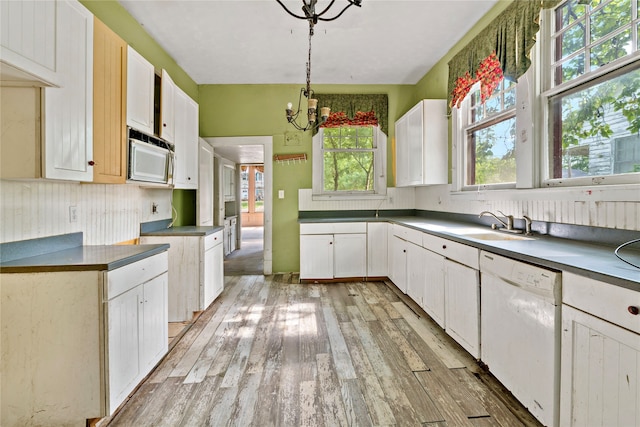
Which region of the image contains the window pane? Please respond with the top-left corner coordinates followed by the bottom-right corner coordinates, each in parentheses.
top-left (558, 23), bottom-right (586, 60)
top-left (551, 65), bottom-right (640, 178)
top-left (556, 0), bottom-right (586, 30)
top-left (590, 0), bottom-right (631, 43)
top-left (504, 88), bottom-right (516, 110)
top-left (590, 29), bottom-right (632, 69)
top-left (554, 54), bottom-right (585, 84)
top-left (323, 151), bottom-right (374, 191)
top-left (468, 117), bottom-right (516, 185)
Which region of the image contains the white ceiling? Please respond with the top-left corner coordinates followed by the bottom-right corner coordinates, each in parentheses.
top-left (118, 0), bottom-right (499, 86)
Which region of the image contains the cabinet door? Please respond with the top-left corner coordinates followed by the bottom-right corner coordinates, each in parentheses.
top-left (141, 273), bottom-right (168, 372)
top-left (203, 246), bottom-right (216, 310)
top-left (395, 114), bottom-right (409, 187)
top-left (561, 305), bottom-right (640, 427)
top-left (422, 100), bottom-right (448, 185)
top-left (197, 139), bottom-right (214, 226)
top-left (444, 259), bottom-right (480, 358)
top-left (407, 243), bottom-right (426, 307)
top-left (223, 165), bottom-right (236, 201)
top-left (367, 222), bottom-right (388, 277)
top-left (230, 218), bottom-right (237, 252)
top-left (300, 234), bottom-right (333, 280)
top-left (160, 69), bottom-right (176, 143)
top-left (212, 242), bottom-right (225, 299)
top-left (334, 233), bottom-right (367, 278)
top-left (107, 285), bottom-right (143, 414)
top-left (175, 92), bottom-right (198, 189)
top-left (43, 0), bottom-right (93, 181)
top-left (0, 0), bottom-right (59, 86)
top-left (126, 46), bottom-right (154, 135)
top-left (93, 17), bottom-right (127, 184)
top-left (406, 102), bottom-right (424, 185)
top-left (422, 249), bottom-right (445, 328)
top-left (389, 235), bottom-right (408, 293)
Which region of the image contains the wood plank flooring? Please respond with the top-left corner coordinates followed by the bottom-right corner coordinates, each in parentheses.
top-left (105, 275), bottom-right (543, 427)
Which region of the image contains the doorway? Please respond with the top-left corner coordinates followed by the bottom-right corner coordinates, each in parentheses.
top-left (206, 136), bottom-right (273, 275)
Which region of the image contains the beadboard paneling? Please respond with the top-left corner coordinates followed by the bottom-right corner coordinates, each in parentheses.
top-left (298, 187), bottom-right (415, 212)
top-left (414, 185), bottom-right (640, 231)
top-left (0, 180), bottom-right (172, 244)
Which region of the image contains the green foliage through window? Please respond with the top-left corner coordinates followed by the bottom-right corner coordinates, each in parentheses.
top-left (322, 127), bottom-right (376, 192)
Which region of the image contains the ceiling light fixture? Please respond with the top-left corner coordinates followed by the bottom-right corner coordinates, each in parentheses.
top-left (277, 0), bottom-right (362, 131)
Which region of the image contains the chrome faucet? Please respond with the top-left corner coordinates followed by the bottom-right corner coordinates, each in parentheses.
top-left (522, 215), bottom-right (533, 235)
top-left (479, 210), bottom-right (520, 233)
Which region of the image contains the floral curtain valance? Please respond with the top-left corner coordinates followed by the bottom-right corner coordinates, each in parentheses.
top-left (313, 94), bottom-right (388, 135)
top-left (448, 0), bottom-right (561, 108)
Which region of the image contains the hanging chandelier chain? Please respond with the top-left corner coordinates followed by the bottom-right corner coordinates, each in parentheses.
top-left (305, 23), bottom-right (313, 98)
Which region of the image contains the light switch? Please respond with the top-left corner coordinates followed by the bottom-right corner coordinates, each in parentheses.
top-left (278, 190), bottom-right (285, 199)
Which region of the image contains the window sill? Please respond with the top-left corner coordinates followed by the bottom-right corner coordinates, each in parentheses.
top-left (449, 183), bottom-right (640, 202)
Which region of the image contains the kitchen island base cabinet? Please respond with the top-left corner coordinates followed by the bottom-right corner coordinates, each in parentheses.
top-left (1, 251), bottom-right (169, 426)
top-left (140, 230), bottom-right (224, 322)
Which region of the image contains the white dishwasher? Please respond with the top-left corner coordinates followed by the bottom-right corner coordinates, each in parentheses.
top-left (480, 251), bottom-right (562, 427)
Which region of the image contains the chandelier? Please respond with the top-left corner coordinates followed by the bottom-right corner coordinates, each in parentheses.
top-left (277, 0), bottom-right (362, 131)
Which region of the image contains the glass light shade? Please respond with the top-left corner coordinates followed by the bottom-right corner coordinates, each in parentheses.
top-left (308, 98), bottom-right (318, 110)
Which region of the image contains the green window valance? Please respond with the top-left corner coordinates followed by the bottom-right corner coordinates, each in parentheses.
top-left (447, 0), bottom-right (561, 108)
top-left (313, 94), bottom-right (389, 135)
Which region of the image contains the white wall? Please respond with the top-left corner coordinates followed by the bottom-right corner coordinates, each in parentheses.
top-left (0, 180), bottom-right (173, 245)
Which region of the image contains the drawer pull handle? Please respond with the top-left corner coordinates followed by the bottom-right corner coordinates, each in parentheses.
top-left (628, 306), bottom-right (639, 315)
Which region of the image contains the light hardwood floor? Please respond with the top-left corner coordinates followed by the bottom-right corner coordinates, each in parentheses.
top-left (106, 274), bottom-right (542, 427)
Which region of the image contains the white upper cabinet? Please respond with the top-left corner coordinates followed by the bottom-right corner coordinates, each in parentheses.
top-left (0, 0), bottom-right (60, 86)
top-left (126, 46), bottom-right (154, 135)
top-left (160, 69), bottom-right (176, 143)
top-left (395, 99), bottom-right (448, 187)
top-left (43, 0), bottom-right (94, 181)
top-left (174, 89), bottom-right (199, 189)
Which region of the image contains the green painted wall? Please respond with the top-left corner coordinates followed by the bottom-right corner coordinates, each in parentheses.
top-left (81, 0), bottom-right (514, 272)
top-left (199, 84), bottom-right (414, 272)
top-left (80, 0), bottom-right (197, 100)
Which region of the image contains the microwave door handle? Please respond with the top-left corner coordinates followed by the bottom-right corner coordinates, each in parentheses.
top-left (168, 152), bottom-right (175, 184)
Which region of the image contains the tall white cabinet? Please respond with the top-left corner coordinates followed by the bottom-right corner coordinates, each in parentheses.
top-left (395, 99), bottom-right (447, 187)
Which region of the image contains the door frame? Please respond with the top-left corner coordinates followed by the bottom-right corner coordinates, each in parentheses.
top-left (206, 136), bottom-right (273, 275)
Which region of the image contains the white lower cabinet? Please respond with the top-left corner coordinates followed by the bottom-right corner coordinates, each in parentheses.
top-left (444, 259), bottom-right (480, 358)
top-left (367, 222), bottom-right (388, 277)
top-left (421, 248), bottom-right (446, 328)
top-left (1, 251), bottom-right (169, 426)
top-left (299, 222), bottom-right (366, 280)
top-left (560, 272), bottom-right (640, 427)
top-left (389, 234), bottom-right (408, 293)
top-left (140, 230), bottom-right (224, 322)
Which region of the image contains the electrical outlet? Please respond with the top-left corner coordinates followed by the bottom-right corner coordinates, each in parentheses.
top-left (69, 206), bottom-right (78, 223)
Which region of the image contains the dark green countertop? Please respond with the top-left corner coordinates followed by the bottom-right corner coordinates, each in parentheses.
top-left (299, 214), bottom-right (640, 290)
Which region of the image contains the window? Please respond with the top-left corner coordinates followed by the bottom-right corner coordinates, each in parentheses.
top-left (458, 78), bottom-right (517, 188)
top-left (312, 126), bottom-right (387, 197)
top-left (547, 0), bottom-right (640, 183)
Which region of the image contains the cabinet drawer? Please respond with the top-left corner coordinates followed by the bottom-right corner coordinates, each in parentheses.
top-left (391, 224), bottom-right (422, 245)
top-left (422, 233), bottom-right (479, 269)
top-left (204, 230), bottom-right (224, 251)
top-left (300, 222), bottom-right (366, 235)
top-left (106, 251), bottom-right (168, 300)
top-left (563, 272), bottom-right (640, 333)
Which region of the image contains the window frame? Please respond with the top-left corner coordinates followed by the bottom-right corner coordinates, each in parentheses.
top-left (312, 126), bottom-right (387, 199)
top-left (539, 0), bottom-right (640, 188)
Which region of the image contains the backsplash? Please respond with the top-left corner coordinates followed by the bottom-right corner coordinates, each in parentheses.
top-left (415, 184), bottom-right (640, 231)
top-left (298, 187), bottom-right (415, 211)
top-left (298, 185), bottom-right (639, 231)
top-left (0, 180), bottom-right (173, 245)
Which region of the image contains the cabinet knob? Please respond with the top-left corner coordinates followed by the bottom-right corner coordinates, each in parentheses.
top-left (442, 245), bottom-right (447, 249)
top-left (163, 123), bottom-right (167, 127)
top-left (329, 242), bottom-right (333, 245)
top-left (403, 249), bottom-right (406, 253)
top-left (88, 160), bottom-right (95, 166)
top-left (628, 306), bottom-right (639, 315)
top-left (188, 177), bottom-right (191, 180)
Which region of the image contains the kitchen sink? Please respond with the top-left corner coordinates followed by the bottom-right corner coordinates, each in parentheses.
top-left (462, 232), bottom-right (535, 241)
top-left (449, 227), bottom-right (535, 241)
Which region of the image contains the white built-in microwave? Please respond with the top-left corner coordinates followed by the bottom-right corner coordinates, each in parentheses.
top-left (127, 128), bottom-right (174, 184)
